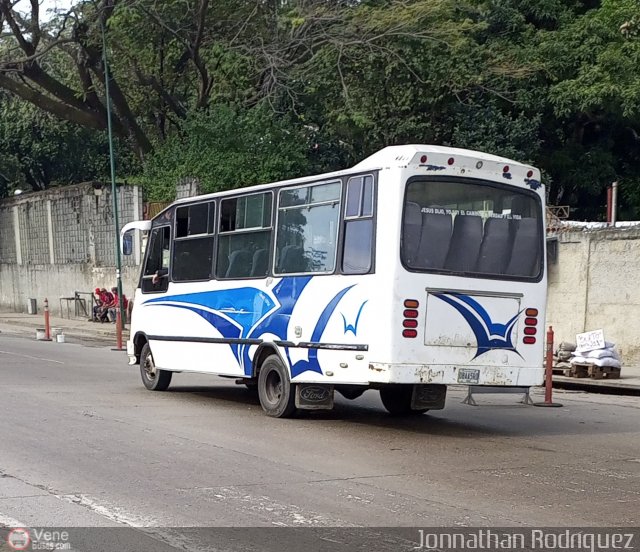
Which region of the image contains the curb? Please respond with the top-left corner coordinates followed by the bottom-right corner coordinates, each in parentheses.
top-left (553, 377), bottom-right (640, 396)
top-left (0, 319), bottom-right (129, 346)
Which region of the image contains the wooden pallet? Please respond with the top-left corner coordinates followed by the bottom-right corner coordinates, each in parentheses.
top-left (567, 363), bottom-right (621, 380)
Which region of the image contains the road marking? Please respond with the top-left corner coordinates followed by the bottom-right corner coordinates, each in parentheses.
top-left (204, 486), bottom-right (352, 527)
top-left (58, 494), bottom-right (157, 527)
top-left (57, 495), bottom-right (234, 552)
top-left (0, 511), bottom-right (27, 527)
top-left (0, 350), bottom-right (64, 364)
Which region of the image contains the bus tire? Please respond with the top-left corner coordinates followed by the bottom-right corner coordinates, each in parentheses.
top-left (257, 355), bottom-right (296, 418)
top-left (380, 386), bottom-right (428, 416)
top-left (140, 343), bottom-right (172, 391)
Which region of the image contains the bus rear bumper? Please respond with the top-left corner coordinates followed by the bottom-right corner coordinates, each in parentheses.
top-left (367, 363), bottom-right (544, 387)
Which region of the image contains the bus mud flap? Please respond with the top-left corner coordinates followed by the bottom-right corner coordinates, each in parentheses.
top-left (295, 384), bottom-right (334, 410)
top-left (412, 384), bottom-right (446, 410)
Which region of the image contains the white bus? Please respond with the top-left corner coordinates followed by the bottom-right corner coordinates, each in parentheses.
top-left (121, 145), bottom-right (546, 417)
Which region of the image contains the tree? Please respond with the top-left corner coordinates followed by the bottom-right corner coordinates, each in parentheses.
top-left (0, 92), bottom-right (138, 194)
top-left (139, 105), bottom-right (313, 201)
top-left (0, 0), bottom-right (154, 157)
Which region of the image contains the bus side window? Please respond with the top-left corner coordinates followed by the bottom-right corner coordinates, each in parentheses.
top-left (217, 193), bottom-right (272, 279)
top-left (342, 175), bottom-right (374, 274)
top-left (275, 181), bottom-right (342, 275)
top-left (142, 226), bottom-right (171, 293)
top-left (172, 201), bottom-right (215, 282)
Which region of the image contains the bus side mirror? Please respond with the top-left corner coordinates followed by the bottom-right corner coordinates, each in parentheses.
top-left (122, 232), bottom-right (133, 256)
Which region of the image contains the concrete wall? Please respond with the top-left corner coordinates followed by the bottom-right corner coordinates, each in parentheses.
top-left (0, 183), bottom-right (143, 313)
top-left (547, 225), bottom-right (640, 366)
top-left (0, 263), bottom-right (141, 315)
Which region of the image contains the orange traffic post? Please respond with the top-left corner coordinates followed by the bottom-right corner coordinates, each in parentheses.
top-left (545, 326), bottom-right (554, 402)
top-left (534, 325), bottom-right (563, 407)
top-left (43, 298), bottom-right (51, 341)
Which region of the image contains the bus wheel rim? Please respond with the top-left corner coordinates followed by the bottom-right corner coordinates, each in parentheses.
top-left (265, 370), bottom-right (282, 405)
top-left (144, 355), bottom-right (156, 380)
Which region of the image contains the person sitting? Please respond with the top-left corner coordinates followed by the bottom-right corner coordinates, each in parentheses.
top-left (108, 287), bottom-right (129, 323)
top-left (92, 288), bottom-right (103, 321)
top-left (96, 288), bottom-right (113, 323)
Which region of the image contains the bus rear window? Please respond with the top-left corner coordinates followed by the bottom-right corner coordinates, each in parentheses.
top-left (402, 179), bottom-right (543, 279)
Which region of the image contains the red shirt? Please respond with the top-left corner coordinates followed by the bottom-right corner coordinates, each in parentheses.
top-left (112, 293), bottom-right (129, 309)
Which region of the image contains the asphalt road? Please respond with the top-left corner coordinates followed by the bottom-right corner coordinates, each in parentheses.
top-left (1, 331), bottom-right (639, 550)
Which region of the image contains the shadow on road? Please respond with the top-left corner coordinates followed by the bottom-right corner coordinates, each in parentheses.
top-left (156, 384), bottom-right (636, 440)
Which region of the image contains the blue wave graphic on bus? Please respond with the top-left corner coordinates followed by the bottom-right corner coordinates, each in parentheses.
top-left (341, 300), bottom-right (368, 336)
top-left (143, 277), bottom-right (356, 376)
top-left (431, 292), bottom-right (520, 358)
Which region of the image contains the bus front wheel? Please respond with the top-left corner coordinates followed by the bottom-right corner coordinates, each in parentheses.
top-left (140, 343), bottom-right (172, 391)
top-left (257, 355), bottom-right (296, 418)
top-left (380, 385), bottom-right (428, 416)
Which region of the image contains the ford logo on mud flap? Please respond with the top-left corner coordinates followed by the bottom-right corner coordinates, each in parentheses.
top-left (300, 386), bottom-right (329, 402)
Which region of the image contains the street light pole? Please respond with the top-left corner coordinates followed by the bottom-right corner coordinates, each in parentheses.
top-left (101, 20), bottom-right (125, 330)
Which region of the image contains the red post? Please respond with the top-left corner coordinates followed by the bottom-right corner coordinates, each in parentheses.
top-left (115, 307), bottom-right (123, 350)
top-left (545, 326), bottom-right (554, 403)
top-left (535, 325), bottom-right (562, 407)
top-left (44, 298), bottom-right (51, 341)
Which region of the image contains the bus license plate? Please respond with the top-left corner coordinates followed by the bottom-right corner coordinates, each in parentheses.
top-left (458, 368), bottom-right (480, 384)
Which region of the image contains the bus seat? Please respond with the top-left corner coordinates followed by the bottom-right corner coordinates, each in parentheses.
top-left (444, 215), bottom-right (482, 272)
top-left (414, 211), bottom-right (452, 269)
top-left (505, 218), bottom-right (540, 277)
top-left (251, 248), bottom-right (269, 277)
top-left (225, 249), bottom-right (252, 278)
top-left (278, 245), bottom-right (307, 274)
top-left (402, 202), bottom-right (422, 265)
top-left (476, 217), bottom-right (511, 274)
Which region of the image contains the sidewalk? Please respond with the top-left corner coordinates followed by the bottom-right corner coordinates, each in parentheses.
top-left (553, 367), bottom-right (640, 394)
top-left (1, 310), bottom-right (638, 393)
top-left (0, 311), bottom-right (128, 347)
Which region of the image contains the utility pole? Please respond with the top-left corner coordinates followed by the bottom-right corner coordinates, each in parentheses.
top-left (101, 20), bottom-right (125, 331)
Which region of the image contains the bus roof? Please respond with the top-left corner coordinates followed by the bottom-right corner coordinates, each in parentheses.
top-left (353, 144), bottom-right (531, 170)
top-left (160, 144), bottom-right (536, 214)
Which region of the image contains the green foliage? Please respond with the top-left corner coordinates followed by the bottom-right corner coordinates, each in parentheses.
top-left (139, 105), bottom-right (313, 201)
top-left (2, 0), bottom-right (640, 219)
top-left (451, 102), bottom-right (542, 164)
top-left (0, 96), bottom-right (139, 196)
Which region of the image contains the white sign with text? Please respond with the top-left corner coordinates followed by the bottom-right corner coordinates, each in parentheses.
top-left (575, 329), bottom-right (605, 352)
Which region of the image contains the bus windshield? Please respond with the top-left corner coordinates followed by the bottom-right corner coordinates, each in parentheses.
top-left (402, 178), bottom-right (543, 279)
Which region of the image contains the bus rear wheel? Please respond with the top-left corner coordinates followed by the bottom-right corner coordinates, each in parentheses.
top-left (380, 385), bottom-right (428, 416)
top-left (140, 343), bottom-right (172, 391)
top-left (257, 355), bottom-right (296, 418)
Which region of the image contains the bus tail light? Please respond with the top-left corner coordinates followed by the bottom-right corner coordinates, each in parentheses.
top-left (402, 299), bottom-right (420, 338)
top-left (523, 308), bottom-right (538, 344)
